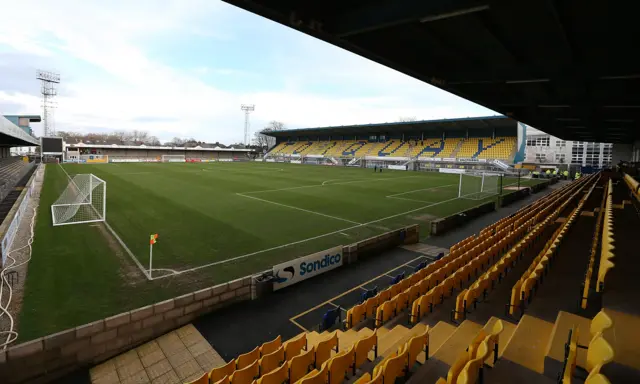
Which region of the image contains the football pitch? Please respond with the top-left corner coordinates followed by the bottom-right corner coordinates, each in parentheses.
top-left (18, 162), bottom-right (540, 340)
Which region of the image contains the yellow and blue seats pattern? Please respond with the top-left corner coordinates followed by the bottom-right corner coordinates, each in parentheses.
top-left (269, 137), bottom-right (515, 160)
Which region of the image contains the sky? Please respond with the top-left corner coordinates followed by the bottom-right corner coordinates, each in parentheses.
top-left (0, 0), bottom-right (500, 144)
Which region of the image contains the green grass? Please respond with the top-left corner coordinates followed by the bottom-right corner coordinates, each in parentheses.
top-left (18, 162), bottom-right (541, 340)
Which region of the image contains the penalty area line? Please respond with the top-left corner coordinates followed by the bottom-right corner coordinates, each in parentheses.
top-left (149, 193), bottom-right (469, 280)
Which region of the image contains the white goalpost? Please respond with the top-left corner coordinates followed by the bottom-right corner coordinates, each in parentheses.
top-left (161, 155), bottom-right (186, 163)
top-left (51, 174), bottom-right (106, 226)
top-left (458, 172), bottom-right (501, 200)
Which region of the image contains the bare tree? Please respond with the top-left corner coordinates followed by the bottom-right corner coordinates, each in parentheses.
top-left (147, 136), bottom-right (161, 146)
top-left (169, 137), bottom-right (186, 146)
top-left (398, 116), bottom-right (418, 122)
top-left (253, 120), bottom-right (285, 150)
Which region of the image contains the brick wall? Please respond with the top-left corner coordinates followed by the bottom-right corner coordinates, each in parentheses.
top-left (0, 276), bottom-right (253, 383)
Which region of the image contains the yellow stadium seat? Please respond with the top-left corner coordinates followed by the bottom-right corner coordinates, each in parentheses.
top-left (316, 332), bottom-right (339, 368)
top-left (375, 299), bottom-right (396, 327)
top-left (353, 372), bottom-right (370, 384)
top-left (212, 376), bottom-right (230, 384)
top-left (446, 353), bottom-right (469, 384)
top-left (257, 362), bottom-right (288, 384)
top-left (346, 302), bottom-right (366, 329)
top-left (284, 333), bottom-right (307, 360)
top-left (328, 346), bottom-right (355, 384)
top-left (485, 319), bottom-right (504, 364)
top-left (289, 347), bottom-right (315, 384)
top-left (230, 359), bottom-right (259, 384)
top-left (210, 360), bottom-right (236, 383)
top-left (585, 373), bottom-right (612, 384)
top-left (382, 348), bottom-right (408, 384)
top-left (185, 371), bottom-right (209, 384)
top-left (395, 291), bottom-right (409, 312)
top-left (363, 297), bottom-right (378, 320)
top-left (377, 288), bottom-right (391, 304)
top-left (296, 364), bottom-right (327, 384)
top-left (457, 340), bottom-right (490, 384)
top-left (354, 330), bottom-right (377, 370)
top-left (236, 346), bottom-right (260, 369)
top-left (586, 333), bottom-right (614, 372)
top-left (260, 346), bottom-right (285, 375)
top-left (261, 335), bottom-right (282, 356)
top-left (406, 285), bottom-right (421, 305)
top-left (406, 326), bottom-right (429, 368)
top-left (590, 311), bottom-right (613, 340)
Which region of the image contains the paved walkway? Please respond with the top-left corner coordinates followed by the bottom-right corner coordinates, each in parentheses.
top-left (89, 325), bottom-right (224, 384)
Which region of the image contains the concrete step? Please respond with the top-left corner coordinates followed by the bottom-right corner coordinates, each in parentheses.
top-left (502, 315), bottom-right (554, 374)
top-left (378, 325), bottom-right (411, 356)
top-left (544, 311), bottom-right (592, 379)
top-left (483, 317), bottom-right (517, 367)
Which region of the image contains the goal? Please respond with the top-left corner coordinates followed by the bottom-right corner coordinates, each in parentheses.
top-left (51, 174), bottom-right (106, 226)
top-left (161, 155), bottom-right (186, 163)
top-left (458, 172), bottom-right (501, 200)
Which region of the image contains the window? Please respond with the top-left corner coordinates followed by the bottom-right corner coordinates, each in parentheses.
top-left (535, 153), bottom-right (547, 162)
top-left (555, 153), bottom-right (566, 162)
top-left (555, 140), bottom-right (566, 147)
top-left (526, 137), bottom-right (550, 147)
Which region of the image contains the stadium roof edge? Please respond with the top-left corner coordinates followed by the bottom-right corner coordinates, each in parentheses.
top-left (265, 115), bottom-right (515, 137)
top-left (64, 143), bottom-right (255, 152)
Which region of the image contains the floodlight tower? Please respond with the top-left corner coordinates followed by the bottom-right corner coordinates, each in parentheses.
top-left (36, 70), bottom-right (61, 137)
top-left (241, 104), bottom-right (255, 146)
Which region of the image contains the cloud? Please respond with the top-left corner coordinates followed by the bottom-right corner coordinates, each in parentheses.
top-left (0, 0), bottom-right (498, 143)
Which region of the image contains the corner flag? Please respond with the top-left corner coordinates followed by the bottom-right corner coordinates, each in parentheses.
top-left (150, 233), bottom-right (158, 245)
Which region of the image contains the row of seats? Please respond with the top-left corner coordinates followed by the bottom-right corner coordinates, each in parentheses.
top-left (358, 327), bottom-right (430, 384)
top-left (509, 176), bottom-right (597, 316)
top-left (295, 331), bottom-right (378, 384)
top-left (268, 137), bottom-right (516, 160)
top-left (561, 311), bottom-right (615, 384)
top-left (596, 179), bottom-right (615, 293)
top-left (453, 219), bottom-right (549, 321)
top-left (456, 137), bottom-right (515, 160)
top-left (436, 319), bottom-right (505, 384)
top-left (622, 173), bottom-right (640, 201)
top-left (581, 181), bottom-right (608, 309)
top-left (185, 328), bottom-right (381, 384)
top-left (410, 224), bottom-right (525, 324)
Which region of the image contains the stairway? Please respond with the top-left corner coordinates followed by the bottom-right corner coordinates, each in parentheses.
top-left (449, 139), bottom-right (465, 158)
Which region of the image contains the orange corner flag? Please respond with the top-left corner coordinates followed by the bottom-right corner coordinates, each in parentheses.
top-left (150, 234), bottom-right (158, 245)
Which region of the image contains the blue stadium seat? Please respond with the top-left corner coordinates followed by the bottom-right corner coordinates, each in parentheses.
top-left (320, 307), bottom-right (341, 331)
top-left (360, 286), bottom-right (378, 303)
top-left (390, 272), bottom-right (405, 285)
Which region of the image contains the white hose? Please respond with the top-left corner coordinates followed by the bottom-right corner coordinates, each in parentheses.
top-left (0, 195), bottom-right (39, 349)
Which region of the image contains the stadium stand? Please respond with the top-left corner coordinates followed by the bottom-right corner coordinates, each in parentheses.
top-left (176, 172), bottom-right (640, 384)
top-left (267, 137), bottom-right (515, 161)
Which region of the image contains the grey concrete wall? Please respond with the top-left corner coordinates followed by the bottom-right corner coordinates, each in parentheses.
top-left (0, 277), bottom-right (252, 383)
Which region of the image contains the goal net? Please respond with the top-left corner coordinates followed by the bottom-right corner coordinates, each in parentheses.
top-left (161, 155), bottom-right (186, 163)
top-left (458, 172), bottom-right (501, 200)
top-left (51, 174), bottom-right (106, 226)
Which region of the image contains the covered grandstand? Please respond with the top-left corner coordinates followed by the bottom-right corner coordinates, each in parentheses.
top-left (264, 116), bottom-right (526, 172)
top-left (64, 142), bottom-right (256, 163)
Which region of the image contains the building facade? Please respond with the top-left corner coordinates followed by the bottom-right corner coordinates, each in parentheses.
top-left (524, 132), bottom-right (613, 168)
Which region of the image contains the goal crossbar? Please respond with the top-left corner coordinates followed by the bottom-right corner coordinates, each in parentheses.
top-left (51, 173), bottom-right (107, 226)
top-left (458, 172), bottom-right (502, 200)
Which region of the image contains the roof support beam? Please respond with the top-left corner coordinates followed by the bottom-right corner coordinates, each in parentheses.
top-left (328, 0), bottom-right (489, 37)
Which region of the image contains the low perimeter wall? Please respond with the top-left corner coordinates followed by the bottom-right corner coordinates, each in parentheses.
top-left (0, 225), bottom-right (419, 383)
top-left (0, 278), bottom-right (253, 383)
top-left (430, 202), bottom-right (496, 236)
top-left (431, 178), bottom-right (557, 235)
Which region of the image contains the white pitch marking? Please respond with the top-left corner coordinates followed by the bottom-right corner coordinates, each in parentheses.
top-left (237, 193), bottom-right (362, 225)
top-left (149, 192), bottom-right (472, 280)
top-left (239, 175), bottom-right (423, 195)
top-left (387, 196), bottom-right (434, 204)
top-left (339, 232), bottom-right (351, 237)
top-left (386, 183), bottom-right (457, 198)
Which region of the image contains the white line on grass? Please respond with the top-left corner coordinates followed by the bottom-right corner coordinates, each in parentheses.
top-left (237, 193), bottom-right (362, 225)
top-left (386, 183), bottom-right (457, 198)
top-left (57, 164), bottom-right (154, 280)
top-left (149, 192), bottom-right (471, 280)
top-left (238, 175), bottom-right (423, 195)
